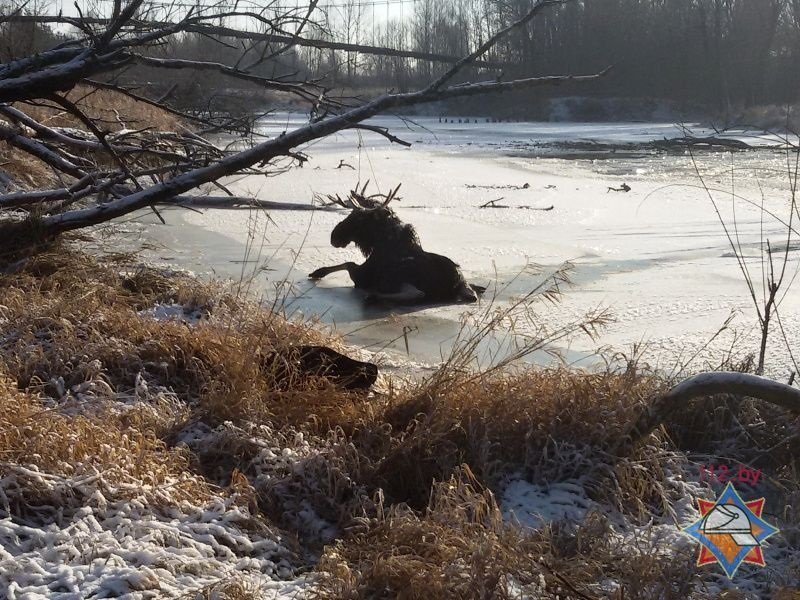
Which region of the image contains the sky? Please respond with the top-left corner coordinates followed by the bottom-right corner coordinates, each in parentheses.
top-left (47, 0), bottom-right (413, 23)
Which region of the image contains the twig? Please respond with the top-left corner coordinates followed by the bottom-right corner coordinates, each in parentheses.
top-left (479, 198), bottom-right (507, 208)
top-left (336, 159), bottom-right (355, 170)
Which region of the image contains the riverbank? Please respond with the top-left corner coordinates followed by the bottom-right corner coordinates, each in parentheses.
top-left (0, 244), bottom-right (797, 598)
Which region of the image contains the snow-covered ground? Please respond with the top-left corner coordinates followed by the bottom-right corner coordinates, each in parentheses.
top-left (498, 472), bottom-right (798, 597)
top-left (138, 114), bottom-right (800, 376)
top-left (0, 488), bottom-right (310, 599)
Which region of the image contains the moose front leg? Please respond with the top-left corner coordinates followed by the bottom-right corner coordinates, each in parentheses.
top-left (308, 262), bottom-right (358, 281)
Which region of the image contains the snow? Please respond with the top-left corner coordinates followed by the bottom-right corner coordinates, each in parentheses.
top-left (176, 421), bottom-right (340, 546)
top-left (498, 468), bottom-right (798, 597)
top-left (138, 302), bottom-right (205, 324)
top-left (0, 482), bottom-right (310, 599)
top-left (0, 404), bottom-right (321, 597)
top-left (9, 115), bottom-right (800, 598)
top-left (501, 479), bottom-right (595, 528)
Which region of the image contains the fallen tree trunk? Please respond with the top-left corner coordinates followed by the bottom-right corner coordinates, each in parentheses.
top-left (625, 371), bottom-right (800, 449)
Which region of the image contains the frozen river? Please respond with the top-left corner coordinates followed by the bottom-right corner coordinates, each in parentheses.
top-left (133, 115), bottom-right (800, 377)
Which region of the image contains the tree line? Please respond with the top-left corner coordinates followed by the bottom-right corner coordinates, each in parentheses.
top-left (4, 0), bottom-right (799, 119)
top-left (305, 0), bottom-right (800, 119)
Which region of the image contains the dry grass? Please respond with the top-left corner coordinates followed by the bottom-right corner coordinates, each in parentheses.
top-left (0, 244), bottom-right (344, 425)
top-left (1, 245), bottom-right (798, 598)
top-left (189, 578), bottom-right (262, 600)
top-left (314, 468), bottom-right (702, 600)
top-left (0, 248), bottom-right (224, 514)
top-left (274, 362), bottom-right (666, 512)
top-left (0, 375), bottom-right (208, 511)
top-left (0, 84), bottom-right (185, 191)
top-left (315, 468), bottom-right (545, 600)
top-left (0, 245), bottom-right (372, 541)
top-left (0, 144), bottom-right (56, 189)
top-left (14, 85), bottom-right (184, 132)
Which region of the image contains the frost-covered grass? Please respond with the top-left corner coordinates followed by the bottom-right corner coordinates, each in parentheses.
top-left (0, 245), bottom-right (798, 598)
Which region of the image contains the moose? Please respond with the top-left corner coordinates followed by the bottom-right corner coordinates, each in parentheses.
top-left (309, 184), bottom-right (485, 305)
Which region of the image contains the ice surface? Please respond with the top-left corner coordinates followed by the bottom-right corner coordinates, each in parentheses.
top-left (136, 115), bottom-right (800, 375)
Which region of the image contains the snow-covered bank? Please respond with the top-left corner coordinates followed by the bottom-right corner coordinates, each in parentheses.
top-left (139, 116), bottom-right (800, 376)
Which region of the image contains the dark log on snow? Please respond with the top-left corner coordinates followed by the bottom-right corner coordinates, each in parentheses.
top-left (262, 345), bottom-right (378, 391)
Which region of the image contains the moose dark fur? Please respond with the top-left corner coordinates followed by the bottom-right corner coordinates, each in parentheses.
top-left (309, 204), bottom-right (483, 304)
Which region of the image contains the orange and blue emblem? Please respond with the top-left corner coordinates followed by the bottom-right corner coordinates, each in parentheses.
top-left (682, 482), bottom-right (779, 578)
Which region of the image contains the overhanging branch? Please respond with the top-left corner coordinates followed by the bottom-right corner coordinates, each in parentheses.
top-left (0, 0), bottom-right (605, 239)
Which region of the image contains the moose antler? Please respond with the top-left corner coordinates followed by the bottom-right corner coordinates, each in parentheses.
top-left (315, 181), bottom-right (403, 210)
top-left (381, 183), bottom-right (402, 207)
top-left (315, 190), bottom-right (362, 209)
top-left (350, 180), bottom-right (403, 209)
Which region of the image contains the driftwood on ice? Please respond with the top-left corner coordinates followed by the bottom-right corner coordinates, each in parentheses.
top-left (171, 196), bottom-right (342, 211)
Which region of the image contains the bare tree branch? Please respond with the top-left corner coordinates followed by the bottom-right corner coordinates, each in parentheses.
top-left (131, 54), bottom-right (327, 104)
top-left (7, 14), bottom-right (511, 69)
top-left (427, 0), bottom-right (569, 91)
top-left (0, 0), bottom-right (609, 243)
top-left (0, 122), bottom-right (87, 179)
